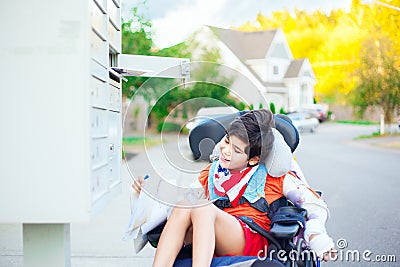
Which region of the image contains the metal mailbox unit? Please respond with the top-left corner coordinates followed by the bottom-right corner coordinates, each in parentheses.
top-left (0, 1), bottom-right (189, 266)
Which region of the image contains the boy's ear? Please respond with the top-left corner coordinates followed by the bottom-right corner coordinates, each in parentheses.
top-left (248, 156), bottom-right (260, 166)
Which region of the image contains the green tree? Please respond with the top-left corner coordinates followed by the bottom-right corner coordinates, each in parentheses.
top-left (122, 3), bottom-right (191, 100)
top-left (122, 2), bottom-right (243, 127)
top-left (121, 2), bottom-right (154, 99)
top-left (122, 7), bottom-right (153, 55)
top-left (149, 84), bottom-right (190, 120)
top-left (352, 34), bottom-right (400, 123)
top-left (150, 38), bottom-right (242, 121)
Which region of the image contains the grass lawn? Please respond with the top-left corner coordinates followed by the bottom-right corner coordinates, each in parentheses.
top-left (336, 120), bottom-right (379, 125)
top-left (122, 136), bottom-right (163, 155)
top-left (123, 136), bottom-right (161, 145)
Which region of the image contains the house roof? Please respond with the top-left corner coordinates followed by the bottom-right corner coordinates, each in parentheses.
top-left (209, 26), bottom-right (277, 61)
top-left (285, 59), bottom-right (305, 78)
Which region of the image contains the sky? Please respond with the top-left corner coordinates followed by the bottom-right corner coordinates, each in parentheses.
top-left (122, 0), bottom-right (353, 48)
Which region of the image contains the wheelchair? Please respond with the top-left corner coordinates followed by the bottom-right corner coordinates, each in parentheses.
top-left (145, 112), bottom-right (320, 267)
top-left (146, 204), bottom-right (319, 267)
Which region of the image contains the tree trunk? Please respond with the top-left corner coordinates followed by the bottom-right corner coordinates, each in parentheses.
top-left (384, 108), bottom-right (393, 125)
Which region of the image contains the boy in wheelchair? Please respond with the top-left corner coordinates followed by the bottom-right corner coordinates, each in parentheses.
top-left (133, 109), bottom-right (335, 267)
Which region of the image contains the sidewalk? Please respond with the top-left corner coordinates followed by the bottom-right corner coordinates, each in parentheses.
top-left (0, 135), bottom-right (206, 267)
top-left (354, 134), bottom-right (400, 152)
top-left (0, 164), bottom-right (155, 267)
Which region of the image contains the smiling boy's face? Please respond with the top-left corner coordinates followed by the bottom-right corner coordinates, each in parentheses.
top-left (219, 134), bottom-right (252, 172)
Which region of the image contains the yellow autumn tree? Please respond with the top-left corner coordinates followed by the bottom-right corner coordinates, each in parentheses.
top-left (237, 0), bottom-right (400, 107)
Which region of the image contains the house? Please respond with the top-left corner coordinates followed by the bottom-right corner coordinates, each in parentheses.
top-left (193, 26), bottom-right (316, 112)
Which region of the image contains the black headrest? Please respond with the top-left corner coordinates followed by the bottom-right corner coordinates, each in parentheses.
top-left (188, 111), bottom-right (300, 160)
top-left (189, 113), bottom-right (238, 160)
top-left (274, 114), bottom-right (299, 153)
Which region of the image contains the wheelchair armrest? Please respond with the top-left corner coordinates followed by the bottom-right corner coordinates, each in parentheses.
top-left (269, 206), bottom-right (306, 240)
top-left (269, 222), bottom-right (300, 239)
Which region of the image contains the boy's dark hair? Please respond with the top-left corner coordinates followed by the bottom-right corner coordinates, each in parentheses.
top-left (227, 109), bottom-right (274, 162)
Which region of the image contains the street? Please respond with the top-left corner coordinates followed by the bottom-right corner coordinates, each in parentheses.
top-left (294, 123), bottom-right (400, 266)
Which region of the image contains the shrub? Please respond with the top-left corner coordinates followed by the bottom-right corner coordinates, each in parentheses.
top-left (269, 102), bottom-right (276, 114)
top-left (157, 122), bottom-right (182, 133)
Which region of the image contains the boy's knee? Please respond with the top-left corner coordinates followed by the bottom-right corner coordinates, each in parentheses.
top-left (190, 203), bottom-right (216, 220)
top-left (170, 205), bottom-right (191, 219)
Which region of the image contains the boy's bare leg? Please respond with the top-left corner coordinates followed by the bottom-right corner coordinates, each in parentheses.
top-left (152, 202), bottom-right (246, 267)
top-left (191, 204), bottom-right (246, 267)
top-left (191, 205), bottom-right (215, 267)
top-left (152, 207), bottom-right (191, 267)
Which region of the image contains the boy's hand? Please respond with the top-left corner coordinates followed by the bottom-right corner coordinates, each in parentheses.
top-left (321, 248), bottom-right (336, 262)
top-left (309, 233), bottom-right (336, 262)
top-left (132, 175), bottom-right (145, 194)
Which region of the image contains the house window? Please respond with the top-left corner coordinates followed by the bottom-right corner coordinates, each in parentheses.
top-left (273, 66), bottom-right (279, 75)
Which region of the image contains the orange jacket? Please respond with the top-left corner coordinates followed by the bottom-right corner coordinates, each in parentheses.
top-left (198, 163), bottom-right (286, 232)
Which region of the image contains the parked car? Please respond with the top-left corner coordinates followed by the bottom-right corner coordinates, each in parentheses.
top-left (297, 104), bottom-right (329, 122)
top-left (287, 112), bottom-right (319, 133)
top-left (185, 106), bottom-right (239, 131)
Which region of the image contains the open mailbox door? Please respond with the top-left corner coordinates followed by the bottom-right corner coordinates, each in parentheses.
top-left (113, 54), bottom-right (190, 79)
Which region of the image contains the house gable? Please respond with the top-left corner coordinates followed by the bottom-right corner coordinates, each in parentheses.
top-left (284, 58), bottom-right (316, 111)
top-left (193, 26), bottom-right (269, 107)
top-left (265, 29), bottom-right (293, 61)
top-left (263, 29), bottom-right (294, 83)
top-left (200, 26), bottom-right (316, 112)
top-left (269, 43), bottom-right (289, 58)
top-left (210, 27), bottom-right (295, 83)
